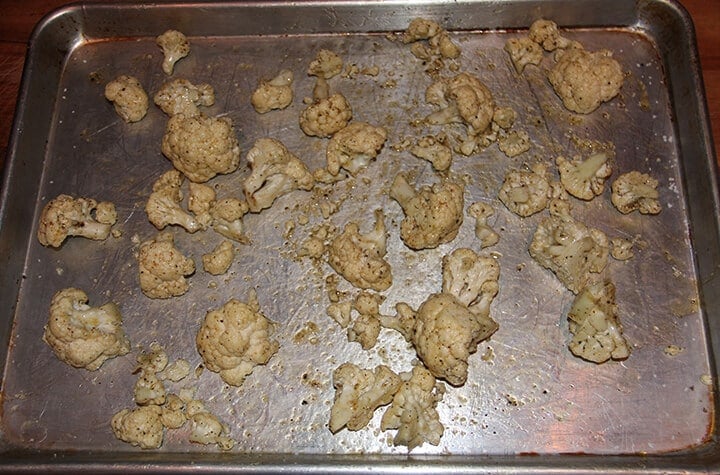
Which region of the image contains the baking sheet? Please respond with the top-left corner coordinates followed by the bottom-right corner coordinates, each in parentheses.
top-left (1, 0), bottom-right (718, 471)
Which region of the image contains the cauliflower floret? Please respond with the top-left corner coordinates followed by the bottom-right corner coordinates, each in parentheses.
top-left (327, 301), bottom-right (352, 328)
top-left (158, 359), bottom-right (192, 382)
top-left (498, 130), bottom-right (531, 157)
top-left (153, 78), bottom-right (215, 117)
top-left (428, 31), bottom-right (461, 59)
top-left (134, 371), bottom-right (167, 406)
top-left (251, 69), bottom-right (294, 114)
top-left (328, 209), bottom-right (392, 291)
top-left (156, 29), bottom-right (190, 75)
top-left (567, 280), bottom-right (630, 363)
top-left (161, 113), bottom-right (241, 183)
top-left (196, 292), bottom-right (279, 387)
top-left (243, 138), bottom-right (315, 212)
top-left (410, 134), bottom-right (452, 172)
top-left (209, 198), bottom-right (251, 243)
top-left (329, 363), bottom-right (402, 433)
top-left (380, 366), bottom-right (445, 450)
top-left (137, 231), bottom-right (196, 299)
top-left (37, 194), bottom-right (117, 248)
top-left (389, 174), bottom-right (464, 250)
top-left (426, 72), bottom-right (496, 138)
top-left (326, 122), bottom-right (388, 176)
top-left (548, 47), bottom-right (624, 114)
top-left (348, 313), bottom-right (381, 350)
top-left (308, 49), bottom-right (343, 79)
top-left (402, 18), bottom-right (442, 43)
top-left (185, 400), bottom-right (235, 450)
top-left (441, 248), bottom-right (500, 312)
top-left (111, 405), bottom-right (164, 449)
top-left (187, 182), bottom-right (216, 229)
top-left (202, 240), bottom-right (234, 275)
top-left (528, 19), bottom-right (575, 51)
top-left (145, 169), bottom-right (203, 233)
top-left (160, 393), bottom-right (187, 429)
top-left (504, 37), bottom-right (543, 74)
top-left (497, 164), bottom-right (551, 217)
top-left (299, 93), bottom-right (353, 138)
top-left (528, 199), bottom-right (609, 294)
top-left (611, 171), bottom-right (661, 215)
top-left (468, 202), bottom-right (500, 248)
top-left (556, 153), bottom-right (612, 200)
top-left (136, 341), bottom-right (169, 374)
top-left (104, 75), bottom-right (149, 123)
top-left (610, 237), bottom-right (634, 261)
top-left (43, 288), bottom-right (130, 370)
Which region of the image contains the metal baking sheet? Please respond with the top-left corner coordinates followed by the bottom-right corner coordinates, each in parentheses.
top-left (1, 0), bottom-right (718, 472)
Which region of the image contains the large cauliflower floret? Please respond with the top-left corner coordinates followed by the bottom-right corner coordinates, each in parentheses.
top-left (498, 163), bottom-right (552, 217)
top-left (328, 209), bottom-right (392, 291)
top-left (43, 288), bottom-right (131, 371)
top-left (380, 366), bottom-right (445, 450)
top-left (548, 47), bottom-right (624, 114)
top-left (329, 363), bottom-right (402, 433)
top-left (556, 153), bottom-right (612, 200)
top-left (37, 194), bottom-right (117, 248)
top-left (567, 280), bottom-right (630, 363)
top-left (251, 69), bottom-right (294, 114)
top-left (156, 29), bottom-right (190, 75)
top-left (111, 405), bottom-right (164, 450)
top-left (611, 171), bottom-right (662, 215)
top-left (161, 113), bottom-right (241, 183)
top-left (153, 78), bottom-right (215, 117)
top-left (299, 93), bottom-right (353, 138)
top-left (307, 49), bottom-right (343, 79)
top-left (196, 292), bottom-right (279, 387)
top-left (326, 122), bottom-right (388, 176)
top-left (504, 37), bottom-right (543, 74)
top-left (137, 231), bottom-right (196, 299)
top-left (243, 138), bottom-right (315, 212)
top-left (209, 197), bottom-right (251, 243)
top-left (104, 75), bottom-right (149, 123)
top-left (529, 199), bottom-right (609, 294)
top-left (389, 174), bottom-right (464, 250)
top-left (426, 72), bottom-right (496, 138)
top-left (145, 169), bottom-right (203, 233)
top-left (410, 134), bottom-right (452, 172)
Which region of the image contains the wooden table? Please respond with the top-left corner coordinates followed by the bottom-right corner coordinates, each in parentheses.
top-left (0, 0), bottom-right (718, 170)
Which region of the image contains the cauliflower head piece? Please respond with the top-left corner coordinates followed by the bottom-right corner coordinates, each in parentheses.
top-left (104, 75), bottom-right (149, 123)
top-left (611, 171), bottom-right (661, 215)
top-left (528, 19), bottom-right (576, 51)
top-left (308, 49), bottom-right (343, 79)
top-left (112, 405), bottom-right (164, 450)
top-left (37, 194), bottom-right (117, 248)
top-left (468, 202), bottom-right (500, 248)
top-left (409, 134), bottom-right (452, 172)
top-left (156, 29), bottom-right (190, 75)
top-left (145, 169), bottom-right (203, 233)
top-left (153, 78), bottom-right (215, 117)
top-left (326, 122), bottom-right (388, 176)
top-left (43, 288), bottom-right (131, 371)
top-left (209, 197), bottom-right (251, 243)
top-left (251, 69), bottom-right (294, 114)
top-left (426, 72), bottom-right (496, 137)
top-left (202, 240), bottom-right (235, 275)
top-left (504, 37), bottom-right (543, 74)
top-left (556, 152), bottom-right (612, 201)
top-left (137, 231), bottom-right (196, 299)
top-left (498, 164), bottom-right (551, 217)
top-left (299, 93), bottom-right (353, 138)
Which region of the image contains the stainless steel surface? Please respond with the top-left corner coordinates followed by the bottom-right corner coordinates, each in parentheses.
top-left (1, 0), bottom-right (718, 472)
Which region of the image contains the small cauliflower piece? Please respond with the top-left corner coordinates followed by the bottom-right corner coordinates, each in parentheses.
top-left (426, 72), bottom-right (496, 138)
top-left (548, 47), bottom-right (624, 114)
top-left (187, 182), bottom-right (216, 229)
top-left (556, 153), bottom-right (612, 200)
top-left (410, 135), bottom-right (452, 172)
top-left (104, 75), bottom-right (149, 123)
top-left (145, 169), bottom-right (203, 233)
top-left (498, 130), bottom-right (531, 157)
top-left (326, 122), bottom-right (388, 176)
top-left (348, 313), bottom-right (381, 350)
top-left (153, 78), bottom-right (215, 117)
top-left (186, 401), bottom-right (235, 450)
top-left (134, 371), bottom-right (167, 406)
top-left (497, 164), bottom-right (551, 217)
top-left (567, 280), bottom-right (630, 363)
top-left (308, 49), bottom-right (344, 79)
top-left (327, 301), bottom-right (353, 328)
top-left (202, 240), bottom-right (234, 275)
top-left (504, 37), bottom-right (543, 74)
top-left (112, 405), bottom-right (164, 449)
top-left (37, 195), bottom-right (117, 248)
top-left (380, 366), bottom-right (444, 450)
top-left (429, 31), bottom-right (461, 59)
top-left (137, 231), bottom-right (195, 299)
top-left (528, 19), bottom-right (575, 51)
top-left (159, 359), bottom-right (192, 382)
top-left (251, 69), bottom-right (294, 113)
top-left (196, 292), bottom-right (279, 387)
top-left (329, 363), bottom-right (402, 433)
top-left (468, 202), bottom-right (500, 248)
top-left (136, 342), bottom-right (169, 374)
top-left (328, 209), bottom-right (392, 291)
top-left (43, 288), bottom-right (130, 370)
top-left (160, 393), bottom-right (187, 429)
top-left (402, 18), bottom-right (442, 43)
top-left (611, 171), bottom-right (661, 215)
top-left (243, 138), bottom-right (315, 212)
top-left (610, 237), bottom-right (634, 261)
top-left (299, 93), bottom-right (353, 138)
top-left (156, 29), bottom-right (190, 75)
top-left (389, 174), bottom-right (464, 250)
top-left (209, 198), bottom-right (251, 243)
top-left (161, 113), bottom-right (241, 183)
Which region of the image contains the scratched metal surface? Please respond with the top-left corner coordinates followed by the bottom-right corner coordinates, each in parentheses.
top-left (0, 0), bottom-right (714, 467)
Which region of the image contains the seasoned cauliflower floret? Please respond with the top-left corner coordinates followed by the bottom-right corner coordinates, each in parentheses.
top-left (104, 75), bottom-right (149, 123)
top-left (611, 237), bottom-right (635, 261)
top-left (202, 240), bottom-right (235, 275)
top-left (160, 393), bottom-right (187, 429)
top-left (326, 122), bottom-right (388, 176)
top-left (43, 288), bottom-right (130, 371)
top-left (209, 197), bottom-right (251, 243)
top-left (504, 37), bottom-right (543, 74)
top-left (389, 174), bottom-right (464, 250)
top-left (498, 130), bottom-right (531, 157)
top-left (468, 202), bottom-right (500, 248)
top-left (187, 182), bottom-right (216, 229)
top-left (498, 164), bottom-right (551, 217)
top-left (161, 113), bottom-right (241, 183)
top-left (556, 153), bottom-right (612, 200)
top-left (186, 401), bottom-right (235, 450)
top-left (196, 291), bottom-right (279, 387)
top-left (137, 231), bottom-right (195, 299)
top-left (145, 169), bottom-right (203, 233)
top-left (37, 194), bottom-right (117, 248)
top-left (410, 134), bottom-right (452, 172)
top-left (548, 47), bottom-right (624, 114)
top-left (308, 49), bottom-right (344, 79)
top-left (348, 313), bottom-right (382, 350)
top-left (153, 78), bottom-right (215, 117)
top-left (528, 19), bottom-right (575, 51)
top-left (134, 371), bottom-right (167, 406)
top-left (567, 280), bottom-right (630, 363)
top-left (402, 18), bottom-right (442, 43)
top-left (299, 93), bottom-right (353, 138)
top-left (156, 29), bottom-right (190, 75)
top-left (111, 405), bottom-right (164, 449)
top-left (251, 69), bottom-right (294, 114)
top-left (329, 363), bottom-right (402, 433)
top-left (611, 171), bottom-right (661, 215)
top-left (243, 138), bottom-right (315, 212)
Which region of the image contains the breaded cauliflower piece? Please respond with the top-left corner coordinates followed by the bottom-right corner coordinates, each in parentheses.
top-left (202, 240), bottom-right (234, 275)
top-left (43, 288), bottom-right (130, 371)
top-left (156, 29), bottom-right (190, 75)
top-left (37, 194), bottom-right (117, 248)
top-left (529, 199), bottom-right (609, 294)
top-left (556, 153), bottom-right (612, 200)
top-left (153, 78), bottom-right (215, 117)
top-left (329, 363), bottom-right (402, 433)
top-left (410, 134), bottom-right (452, 172)
top-left (328, 209), bottom-right (392, 291)
top-left (528, 19), bottom-right (576, 51)
top-left (567, 280), bottom-right (630, 363)
top-left (161, 113), bottom-right (241, 183)
top-left (389, 173), bottom-right (464, 250)
top-left (380, 366), bottom-right (445, 450)
top-left (111, 405), bottom-right (164, 449)
top-left (308, 49), bottom-right (343, 79)
top-left (209, 198), bottom-right (251, 244)
top-left (251, 69), bottom-right (294, 114)
top-left (426, 72), bottom-right (496, 139)
top-left (504, 37), bottom-right (543, 74)
top-left (137, 231), bottom-right (196, 299)
top-left (243, 138), bottom-right (315, 212)
top-left (611, 171), bottom-right (662, 215)
top-left (196, 291), bottom-right (279, 387)
top-left (548, 47), bottom-right (624, 114)
top-left (497, 163), bottom-right (551, 217)
top-left (104, 75), bottom-right (149, 123)
top-left (145, 169), bottom-right (203, 233)
top-left (326, 122), bottom-right (388, 176)
top-left (299, 93), bottom-right (353, 138)
top-left (468, 202), bottom-right (500, 248)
